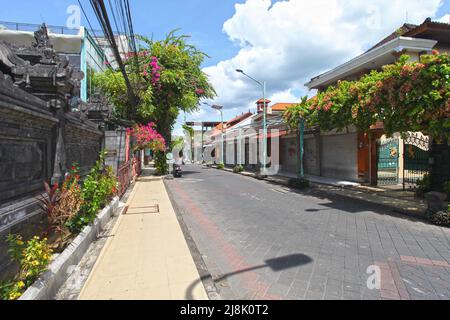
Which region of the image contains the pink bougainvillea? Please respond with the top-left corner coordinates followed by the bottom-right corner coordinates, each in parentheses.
top-left (127, 122), bottom-right (166, 152)
top-left (142, 56), bottom-right (162, 88)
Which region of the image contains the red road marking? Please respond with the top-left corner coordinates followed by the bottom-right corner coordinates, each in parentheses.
top-left (400, 255), bottom-right (450, 268)
top-left (171, 180), bottom-right (282, 300)
top-left (376, 261), bottom-right (410, 300)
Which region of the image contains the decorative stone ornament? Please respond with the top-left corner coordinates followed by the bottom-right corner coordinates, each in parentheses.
top-left (0, 24), bottom-right (84, 111)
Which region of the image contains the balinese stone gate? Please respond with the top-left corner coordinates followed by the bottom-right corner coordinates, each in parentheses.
top-left (0, 25), bottom-right (103, 277)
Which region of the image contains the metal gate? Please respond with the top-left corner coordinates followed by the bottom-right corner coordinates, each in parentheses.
top-left (377, 138), bottom-right (400, 185)
top-left (403, 132), bottom-right (430, 190)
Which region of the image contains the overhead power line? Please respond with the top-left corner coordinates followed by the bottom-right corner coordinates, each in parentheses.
top-left (77, 0), bottom-right (114, 70)
top-left (88, 0), bottom-right (138, 109)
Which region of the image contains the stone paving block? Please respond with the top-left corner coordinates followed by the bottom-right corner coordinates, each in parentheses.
top-left (164, 165), bottom-right (450, 300)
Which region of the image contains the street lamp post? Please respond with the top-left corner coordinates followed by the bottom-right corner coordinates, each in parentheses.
top-left (298, 119), bottom-right (305, 179)
top-left (236, 69), bottom-right (267, 175)
top-left (203, 102), bottom-right (225, 165)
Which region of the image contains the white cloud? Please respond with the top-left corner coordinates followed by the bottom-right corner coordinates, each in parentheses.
top-left (437, 14), bottom-right (450, 23)
top-left (202, 0), bottom-right (443, 115)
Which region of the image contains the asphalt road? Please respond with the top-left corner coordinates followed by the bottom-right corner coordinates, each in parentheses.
top-left (165, 164), bottom-right (450, 300)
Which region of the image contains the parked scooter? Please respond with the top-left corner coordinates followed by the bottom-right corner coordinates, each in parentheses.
top-left (173, 163), bottom-right (183, 178)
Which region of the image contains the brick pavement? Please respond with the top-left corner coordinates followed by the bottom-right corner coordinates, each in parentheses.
top-left (165, 165), bottom-right (450, 300)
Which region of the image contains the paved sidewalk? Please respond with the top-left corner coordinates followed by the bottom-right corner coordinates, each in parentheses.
top-left (78, 172), bottom-right (208, 300)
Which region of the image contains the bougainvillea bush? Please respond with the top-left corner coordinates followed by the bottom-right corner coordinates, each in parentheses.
top-left (93, 30), bottom-right (215, 137)
top-left (284, 52), bottom-right (450, 140)
top-left (94, 31), bottom-right (215, 174)
top-left (127, 122), bottom-right (166, 152)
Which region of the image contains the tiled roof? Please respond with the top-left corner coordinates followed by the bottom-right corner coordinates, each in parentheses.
top-left (210, 112), bottom-right (253, 137)
top-left (270, 103), bottom-right (297, 111)
top-left (367, 18), bottom-right (450, 52)
top-left (226, 112), bottom-right (253, 125)
top-left (366, 23), bottom-right (417, 52)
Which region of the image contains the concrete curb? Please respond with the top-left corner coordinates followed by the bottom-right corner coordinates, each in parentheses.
top-left (163, 178), bottom-right (223, 300)
top-left (19, 197), bottom-right (120, 300)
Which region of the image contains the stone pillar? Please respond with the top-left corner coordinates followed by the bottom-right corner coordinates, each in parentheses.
top-left (51, 110), bottom-right (66, 185)
top-left (429, 139), bottom-right (450, 192)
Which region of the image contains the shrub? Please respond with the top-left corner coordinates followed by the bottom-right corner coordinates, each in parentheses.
top-left (67, 152), bottom-right (117, 233)
top-left (217, 163), bottom-right (225, 169)
top-left (154, 151), bottom-right (168, 175)
top-left (428, 208), bottom-right (450, 227)
top-left (38, 165), bottom-right (83, 249)
top-left (288, 178), bottom-right (310, 189)
top-left (233, 165), bottom-right (244, 173)
top-left (416, 173), bottom-right (431, 195)
top-left (0, 235), bottom-right (53, 300)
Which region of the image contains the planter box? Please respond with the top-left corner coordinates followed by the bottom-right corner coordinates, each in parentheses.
top-left (19, 197), bottom-right (121, 300)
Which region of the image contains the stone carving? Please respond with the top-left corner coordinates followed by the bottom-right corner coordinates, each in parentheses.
top-left (0, 24), bottom-right (84, 111)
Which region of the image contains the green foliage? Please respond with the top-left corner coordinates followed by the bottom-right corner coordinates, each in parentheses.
top-left (284, 52), bottom-right (450, 140)
top-left (217, 163), bottom-right (225, 169)
top-left (416, 173), bottom-right (432, 193)
top-left (288, 178), bottom-right (310, 189)
top-left (38, 167), bottom-right (83, 249)
top-left (171, 136), bottom-right (185, 150)
top-left (233, 165), bottom-right (244, 173)
top-left (67, 151), bottom-right (117, 233)
top-left (154, 151), bottom-right (168, 175)
top-left (94, 30), bottom-right (216, 145)
top-left (182, 123), bottom-right (194, 138)
top-left (1, 235), bottom-right (52, 300)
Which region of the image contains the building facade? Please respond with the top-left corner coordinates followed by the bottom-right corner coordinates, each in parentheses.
top-left (304, 18), bottom-right (450, 186)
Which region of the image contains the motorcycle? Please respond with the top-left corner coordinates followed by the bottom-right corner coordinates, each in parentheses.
top-left (173, 163), bottom-right (183, 178)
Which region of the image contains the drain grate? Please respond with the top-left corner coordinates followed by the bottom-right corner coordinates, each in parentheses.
top-left (124, 204), bottom-right (160, 215)
top-left (272, 187), bottom-right (290, 194)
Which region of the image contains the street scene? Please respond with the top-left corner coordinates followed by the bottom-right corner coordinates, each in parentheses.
top-left (0, 0), bottom-right (449, 307)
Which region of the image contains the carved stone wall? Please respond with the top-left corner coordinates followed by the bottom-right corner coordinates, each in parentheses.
top-left (0, 25), bottom-right (104, 276)
top-left (65, 116), bottom-right (103, 174)
top-left (0, 72), bottom-right (104, 275)
top-left (0, 71), bottom-right (57, 203)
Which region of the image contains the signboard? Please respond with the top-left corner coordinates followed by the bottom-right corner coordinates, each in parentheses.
top-left (166, 153), bottom-right (174, 160)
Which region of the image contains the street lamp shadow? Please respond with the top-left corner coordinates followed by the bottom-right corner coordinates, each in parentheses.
top-left (185, 253), bottom-right (313, 300)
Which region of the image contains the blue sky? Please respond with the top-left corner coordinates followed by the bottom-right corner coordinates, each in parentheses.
top-left (0, 0), bottom-right (447, 67)
top-left (1, 0), bottom-right (449, 132)
top-left (0, 0), bottom-right (247, 67)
